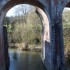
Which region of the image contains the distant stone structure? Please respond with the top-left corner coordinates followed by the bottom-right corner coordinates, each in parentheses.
top-left (0, 0), bottom-right (70, 70)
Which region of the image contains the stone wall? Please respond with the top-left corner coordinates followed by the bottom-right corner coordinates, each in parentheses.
top-left (0, 0), bottom-right (70, 70)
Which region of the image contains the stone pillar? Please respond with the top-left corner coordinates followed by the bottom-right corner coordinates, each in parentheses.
top-left (3, 25), bottom-right (10, 70)
top-left (0, 10), bottom-right (6, 70)
top-left (50, 1), bottom-right (65, 70)
top-left (50, 13), bottom-right (65, 70)
top-left (36, 7), bottom-right (53, 70)
top-left (0, 10), bottom-right (10, 70)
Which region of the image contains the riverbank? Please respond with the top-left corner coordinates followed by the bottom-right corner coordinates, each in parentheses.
top-left (8, 48), bottom-right (41, 54)
top-left (9, 43), bottom-right (42, 52)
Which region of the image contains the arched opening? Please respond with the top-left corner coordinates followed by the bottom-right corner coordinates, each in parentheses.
top-left (62, 2), bottom-right (70, 69)
top-left (4, 4), bottom-right (44, 70)
top-left (0, 0), bottom-right (51, 70)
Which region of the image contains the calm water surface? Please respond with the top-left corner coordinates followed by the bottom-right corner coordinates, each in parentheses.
top-left (9, 50), bottom-right (46, 70)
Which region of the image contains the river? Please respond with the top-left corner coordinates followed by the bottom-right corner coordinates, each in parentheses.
top-left (9, 50), bottom-right (46, 70)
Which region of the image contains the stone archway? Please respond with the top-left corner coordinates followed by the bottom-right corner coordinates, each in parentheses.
top-left (0, 0), bottom-right (68, 70)
top-left (0, 0), bottom-right (51, 70)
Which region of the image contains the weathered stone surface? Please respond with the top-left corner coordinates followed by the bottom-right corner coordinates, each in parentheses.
top-left (0, 0), bottom-right (70, 70)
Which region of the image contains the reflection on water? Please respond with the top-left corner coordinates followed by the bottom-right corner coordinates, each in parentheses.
top-left (65, 56), bottom-right (70, 70)
top-left (12, 52), bottom-right (18, 60)
top-left (9, 50), bottom-right (47, 70)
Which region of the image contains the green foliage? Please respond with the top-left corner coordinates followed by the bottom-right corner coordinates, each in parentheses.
top-left (63, 10), bottom-right (70, 28)
top-left (63, 10), bottom-right (70, 64)
top-left (63, 10), bottom-right (70, 49)
top-left (4, 9), bottom-right (42, 46)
